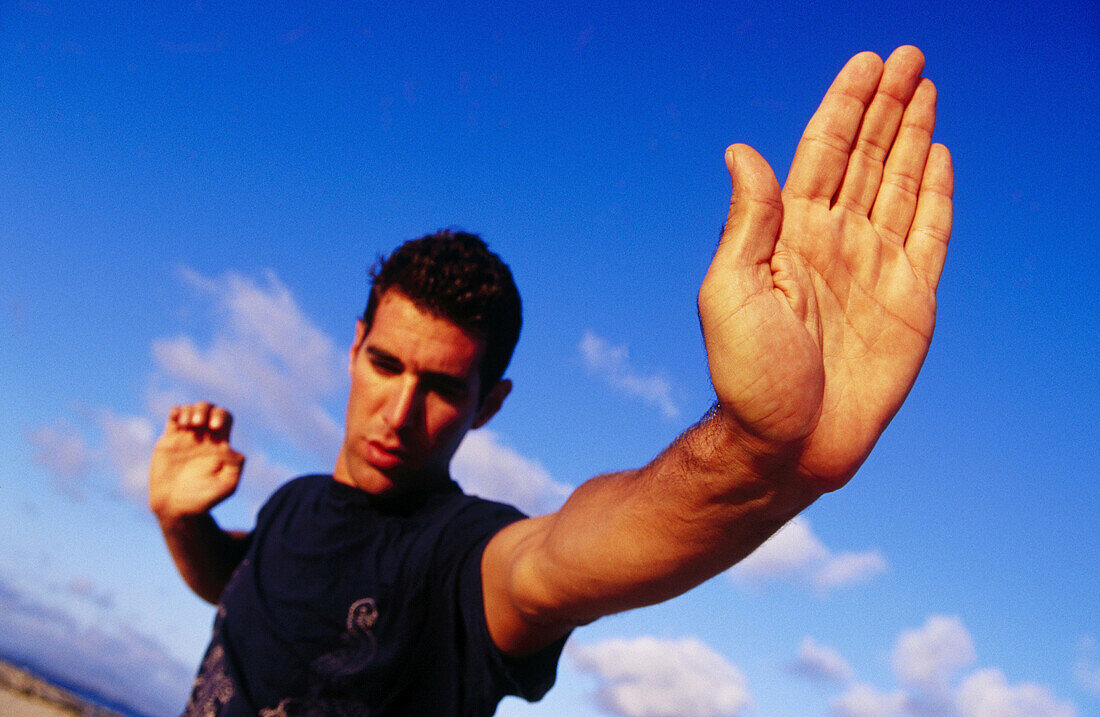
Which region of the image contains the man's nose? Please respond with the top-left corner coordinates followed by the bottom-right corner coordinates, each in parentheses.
top-left (385, 378), bottom-right (420, 429)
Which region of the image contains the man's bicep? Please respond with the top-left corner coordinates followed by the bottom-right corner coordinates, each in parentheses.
top-left (481, 513), bottom-right (578, 657)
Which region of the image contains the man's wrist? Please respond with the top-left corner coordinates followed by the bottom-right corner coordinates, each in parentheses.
top-left (701, 403), bottom-right (823, 517)
top-left (155, 509), bottom-right (216, 536)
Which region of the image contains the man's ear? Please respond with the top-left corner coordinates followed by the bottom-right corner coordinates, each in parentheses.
top-left (349, 320), bottom-right (367, 372)
top-left (473, 379), bottom-right (512, 429)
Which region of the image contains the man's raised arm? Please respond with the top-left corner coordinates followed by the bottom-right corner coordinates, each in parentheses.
top-left (149, 402), bottom-right (251, 604)
top-left (483, 46), bottom-right (953, 655)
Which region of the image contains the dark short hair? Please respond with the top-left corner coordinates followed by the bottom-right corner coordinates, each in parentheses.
top-left (363, 230), bottom-right (522, 401)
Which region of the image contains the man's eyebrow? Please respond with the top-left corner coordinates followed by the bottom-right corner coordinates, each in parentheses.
top-left (365, 346), bottom-right (402, 364)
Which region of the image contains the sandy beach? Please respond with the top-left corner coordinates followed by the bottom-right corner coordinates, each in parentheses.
top-left (0, 659), bottom-right (123, 717)
top-left (0, 687), bottom-right (81, 717)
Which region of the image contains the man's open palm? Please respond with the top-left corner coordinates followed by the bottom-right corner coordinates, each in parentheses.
top-left (699, 46), bottom-right (953, 490)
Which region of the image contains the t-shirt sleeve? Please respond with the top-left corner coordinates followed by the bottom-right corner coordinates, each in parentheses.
top-left (443, 500), bottom-right (570, 703)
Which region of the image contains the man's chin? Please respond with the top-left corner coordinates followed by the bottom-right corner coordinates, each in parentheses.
top-left (334, 452), bottom-right (395, 494)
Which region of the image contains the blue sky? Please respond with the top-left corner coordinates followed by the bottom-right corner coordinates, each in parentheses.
top-left (1, 1), bottom-right (1097, 716)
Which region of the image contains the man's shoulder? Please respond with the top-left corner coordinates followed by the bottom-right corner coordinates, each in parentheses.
top-left (253, 474), bottom-right (330, 522)
top-left (432, 481), bottom-right (525, 517)
top-left (423, 487), bottom-right (528, 555)
top-left (461, 493), bottom-right (528, 525)
top-left (263, 473), bottom-right (329, 501)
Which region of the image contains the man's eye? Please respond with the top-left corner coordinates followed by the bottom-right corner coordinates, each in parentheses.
top-left (440, 387), bottom-right (465, 401)
top-left (428, 380), bottom-right (466, 402)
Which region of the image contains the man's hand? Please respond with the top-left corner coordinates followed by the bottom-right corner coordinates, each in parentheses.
top-left (149, 402), bottom-right (245, 522)
top-left (699, 46), bottom-right (953, 490)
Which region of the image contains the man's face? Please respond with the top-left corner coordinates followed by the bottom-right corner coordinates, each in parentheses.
top-left (334, 290), bottom-right (508, 496)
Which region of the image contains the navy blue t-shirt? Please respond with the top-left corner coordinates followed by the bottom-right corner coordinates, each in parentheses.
top-left (183, 475), bottom-right (566, 716)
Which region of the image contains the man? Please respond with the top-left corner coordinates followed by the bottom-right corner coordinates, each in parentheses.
top-left (150, 45), bottom-right (953, 715)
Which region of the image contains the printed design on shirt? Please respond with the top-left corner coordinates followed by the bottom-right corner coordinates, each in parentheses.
top-left (258, 698), bottom-right (292, 717)
top-left (261, 695), bottom-right (371, 717)
top-left (184, 645), bottom-right (234, 716)
top-left (310, 597), bottom-right (380, 679)
top-left (346, 596), bottom-right (379, 635)
top-left (228, 557), bottom-right (250, 584)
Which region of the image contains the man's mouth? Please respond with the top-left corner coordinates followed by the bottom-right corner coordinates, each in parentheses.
top-left (366, 440), bottom-right (407, 470)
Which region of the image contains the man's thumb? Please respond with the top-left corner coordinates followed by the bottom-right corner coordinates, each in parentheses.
top-left (718, 144), bottom-right (783, 266)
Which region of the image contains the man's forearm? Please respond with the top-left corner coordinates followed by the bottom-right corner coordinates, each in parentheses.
top-left (504, 407), bottom-right (821, 626)
top-left (157, 512), bottom-right (250, 605)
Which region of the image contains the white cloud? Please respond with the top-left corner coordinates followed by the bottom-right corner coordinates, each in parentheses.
top-left (1073, 636), bottom-right (1100, 695)
top-left (579, 330), bottom-right (680, 420)
top-left (26, 411), bottom-right (157, 502)
top-left (65, 577), bottom-right (115, 610)
top-left (956, 668), bottom-right (1078, 717)
top-left (26, 420), bottom-right (94, 493)
top-left (892, 615), bottom-right (976, 695)
top-left (813, 550), bottom-right (888, 592)
top-left (791, 636), bottom-right (855, 684)
top-left (60, 576), bottom-right (116, 611)
top-left (732, 516), bottom-right (828, 580)
top-left (180, 268), bottom-right (341, 394)
top-left (152, 268), bottom-right (344, 459)
top-left (569, 636), bottom-right (751, 717)
top-left (729, 516), bottom-right (887, 593)
top-left (824, 618), bottom-right (1079, 717)
top-left (96, 409), bottom-right (157, 500)
top-left (831, 683), bottom-right (910, 717)
top-left (451, 428), bottom-right (572, 517)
